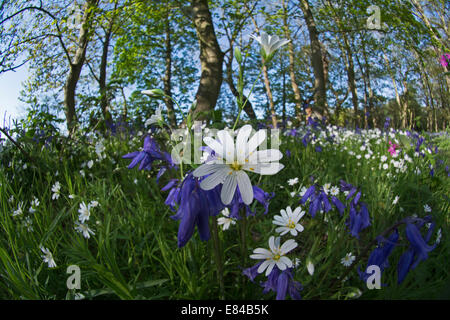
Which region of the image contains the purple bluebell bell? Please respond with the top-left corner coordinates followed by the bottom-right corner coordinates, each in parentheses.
top-left (285, 149), bottom-right (291, 158)
top-left (397, 216), bottom-right (437, 283)
top-left (122, 136), bottom-right (165, 170)
top-left (346, 201), bottom-right (371, 238)
top-left (384, 117), bottom-right (391, 131)
top-left (300, 185), bottom-right (332, 217)
top-left (161, 178), bottom-right (180, 211)
top-left (166, 173), bottom-right (225, 248)
top-left (358, 230), bottom-right (399, 283)
top-left (227, 185), bottom-right (275, 219)
top-left (242, 262), bottom-right (262, 282)
top-left (260, 267), bottom-right (303, 300)
top-left (287, 128), bottom-right (299, 137)
top-left (301, 131), bottom-right (311, 147)
top-left (331, 196), bottom-right (345, 215)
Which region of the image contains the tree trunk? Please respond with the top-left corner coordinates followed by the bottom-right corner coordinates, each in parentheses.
top-left (64, 0), bottom-right (97, 133)
top-left (401, 79), bottom-right (409, 128)
top-left (99, 16), bottom-right (114, 123)
top-left (299, 0), bottom-right (328, 117)
top-left (382, 50), bottom-right (402, 127)
top-left (282, 0), bottom-right (302, 121)
top-left (163, 5), bottom-right (177, 127)
top-left (191, 0), bottom-right (224, 122)
top-left (344, 34), bottom-right (359, 127)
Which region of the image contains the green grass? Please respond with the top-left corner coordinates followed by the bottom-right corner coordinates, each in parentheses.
top-left (0, 126), bottom-right (448, 300)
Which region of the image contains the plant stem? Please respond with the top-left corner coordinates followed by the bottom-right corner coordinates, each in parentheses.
top-left (210, 217), bottom-right (225, 299)
top-left (240, 212), bottom-right (248, 265)
top-left (232, 67), bottom-right (264, 130)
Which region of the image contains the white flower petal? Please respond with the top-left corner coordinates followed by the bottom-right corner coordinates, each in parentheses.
top-left (221, 173), bottom-right (238, 205)
top-left (193, 163), bottom-right (225, 178)
top-left (265, 261), bottom-right (276, 276)
top-left (246, 130), bottom-right (266, 158)
top-left (257, 259), bottom-right (272, 274)
top-left (280, 239), bottom-right (297, 254)
top-left (236, 125), bottom-right (253, 163)
top-left (203, 137), bottom-right (225, 158)
top-left (217, 130), bottom-right (235, 164)
top-left (200, 166), bottom-right (232, 190)
top-left (243, 163), bottom-right (284, 175)
top-left (236, 171), bottom-right (253, 205)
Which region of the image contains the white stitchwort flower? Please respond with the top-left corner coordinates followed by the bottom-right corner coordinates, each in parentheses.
top-left (329, 186), bottom-right (339, 196)
top-left (145, 107), bottom-right (163, 126)
top-left (435, 228), bottom-right (442, 245)
top-left (273, 206), bottom-right (305, 236)
top-left (75, 222), bottom-right (95, 239)
top-left (299, 186), bottom-right (308, 197)
top-left (78, 202), bottom-right (91, 223)
top-left (249, 236), bottom-right (297, 276)
top-left (40, 246), bottom-right (57, 268)
top-left (424, 204), bottom-right (431, 213)
top-left (287, 177), bottom-right (299, 186)
top-left (306, 260), bottom-right (315, 276)
top-left (89, 200), bottom-right (99, 208)
top-left (87, 160), bottom-right (94, 169)
top-left (341, 252), bottom-right (356, 267)
top-left (52, 181), bottom-right (61, 200)
top-left (323, 183), bottom-right (331, 195)
top-left (30, 197), bottom-right (40, 212)
top-left (12, 202), bottom-right (24, 217)
top-left (393, 195), bottom-right (399, 205)
top-left (193, 125), bottom-right (283, 205)
top-left (217, 208), bottom-right (236, 231)
top-left (250, 31), bottom-right (290, 61)
top-left (23, 216), bottom-right (34, 232)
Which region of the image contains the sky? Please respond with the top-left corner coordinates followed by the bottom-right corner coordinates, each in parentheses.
top-left (0, 65), bottom-right (29, 128)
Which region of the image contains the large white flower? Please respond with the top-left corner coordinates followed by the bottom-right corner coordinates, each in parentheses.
top-left (273, 206), bottom-right (305, 236)
top-left (193, 125), bottom-right (283, 205)
top-left (250, 31), bottom-right (290, 61)
top-left (249, 236), bottom-right (297, 276)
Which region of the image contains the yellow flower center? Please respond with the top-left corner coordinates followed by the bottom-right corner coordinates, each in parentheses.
top-left (273, 254), bottom-right (281, 261)
top-left (287, 219), bottom-right (296, 229)
top-left (230, 161), bottom-right (243, 171)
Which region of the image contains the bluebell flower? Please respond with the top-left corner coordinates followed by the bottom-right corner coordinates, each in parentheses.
top-left (167, 173), bottom-right (224, 248)
top-left (122, 136), bottom-right (165, 170)
top-left (346, 201), bottom-right (371, 238)
top-left (242, 262), bottom-right (263, 282)
top-left (287, 128), bottom-right (299, 137)
top-left (260, 267), bottom-right (303, 300)
top-left (227, 185), bottom-right (275, 219)
top-left (397, 216), bottom-right (437, 283)
top-left (301, 131), bottom-right (311, 147)
top-left (384, 117), bottom-right (391, 130)
top-left (300, 185), bottom-right (331, 217)
top-left (331, 196), bottom-right (345, 215)
top-left (161, 179), bottom-right (180, 211)
top-left (285, 149), bottom-right (291, 158)
top-left (359, 230), bottom-right (399, 283)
